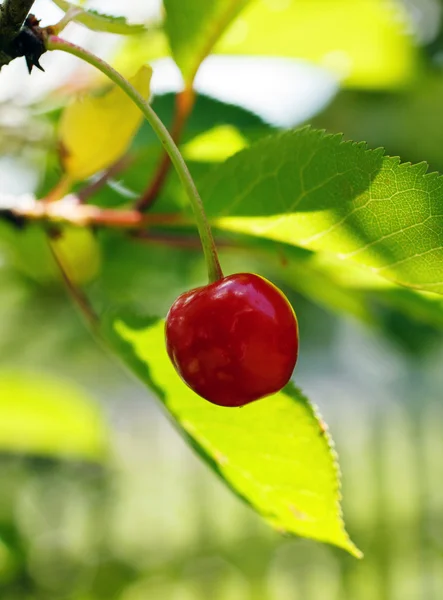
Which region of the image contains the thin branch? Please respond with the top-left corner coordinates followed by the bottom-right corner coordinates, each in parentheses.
top-left (46, 35), bottom-right (223, 283)
top-left (136, 87), bottom-right (195, 212)
top-left (0, 193), bottom-right (184, 229)
top-left (77, 154), bottom-right (132, 204)
top-left (0, 0), bottom-right (35, 68)
top-left (135, 0), bottom-right (249, 212)
top-left (48, 236), bottom-right (99, 331)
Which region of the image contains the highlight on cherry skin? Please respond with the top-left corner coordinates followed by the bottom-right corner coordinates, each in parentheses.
top-left (165, 273), bottom-right (299, 407)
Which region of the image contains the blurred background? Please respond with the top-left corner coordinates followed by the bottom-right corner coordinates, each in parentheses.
top-left (2, 0), bottom-right (443, 598)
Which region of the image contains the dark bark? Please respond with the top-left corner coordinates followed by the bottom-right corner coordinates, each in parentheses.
top-left (0, 0), bottom-right (35, 69)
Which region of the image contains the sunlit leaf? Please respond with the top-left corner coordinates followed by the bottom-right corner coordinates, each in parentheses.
top-left (0, 371), bottom-right (108, 461)
top-left (52, 0), bottom-right (146, 34)
top-left (59, 66), bottom-right (151, 181)
top-left (88, 93), bottom-right (271, 209)
top-left (201, 127), bottom-right (443, 295)
top-left (120, 0), bottom-right (414, 88)
top-left (182, 125), bottom-right (248, 162)
top-left (164, 0), bottom-right (251, 83)
top-left (105, 314), bottom-right (361, 557)
top-left (265, 242), bottom-right (443, 353)
top-left (215, 0), bottom-right (415, 89)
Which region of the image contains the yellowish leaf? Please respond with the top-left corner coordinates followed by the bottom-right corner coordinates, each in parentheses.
top-left (59, 66), bottom-right (152, 181)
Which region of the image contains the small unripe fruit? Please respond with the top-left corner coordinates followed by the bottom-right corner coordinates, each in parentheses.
top-left (165, 273), bottom-right (299, 407)
top-left (0, 224), bottom-right (101, 285)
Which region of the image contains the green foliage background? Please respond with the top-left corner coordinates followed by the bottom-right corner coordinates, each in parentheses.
top-left (1, 0), bottom-right (443, 597)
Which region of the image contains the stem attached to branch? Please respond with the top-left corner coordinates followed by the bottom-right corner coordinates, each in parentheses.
top-left (46, 35), bottom-right (224, 284)
top-left (48, 6), bottom-right (83, 36)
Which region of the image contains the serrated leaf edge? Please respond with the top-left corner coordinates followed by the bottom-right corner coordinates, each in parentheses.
top-left (52, 0), bottom-right (146, 34)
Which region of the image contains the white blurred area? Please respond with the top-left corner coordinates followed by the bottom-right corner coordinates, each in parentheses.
top-left (0, 0), bottom-right (339, 127)
top-left (0, 0), bottom-right (343, 195)
top-left (1, 0), bottom-right (440, 194)
top-left (155, 56), bottom-right (339, 128)
top-left (0, 0), bottom-right (442, 124)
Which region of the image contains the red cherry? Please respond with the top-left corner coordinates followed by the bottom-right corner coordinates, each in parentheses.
top-left (165, 273), bottom-right (299, 407)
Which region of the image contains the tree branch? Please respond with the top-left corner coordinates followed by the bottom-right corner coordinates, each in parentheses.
top-left (48, 237), bottom-right (100, 332)
top-left (0, 193), bottom-right (183, 229)
top-left (136, 88), bottom-right (195, 212)
top-left (0, 0), bottom-right (35, 68)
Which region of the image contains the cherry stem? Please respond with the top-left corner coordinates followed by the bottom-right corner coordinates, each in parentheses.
top-left (45, 35), bottom-right (224, 284)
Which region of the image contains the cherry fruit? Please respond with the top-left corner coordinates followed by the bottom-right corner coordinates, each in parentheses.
top-left (165, 273), bottom-right (299, 407)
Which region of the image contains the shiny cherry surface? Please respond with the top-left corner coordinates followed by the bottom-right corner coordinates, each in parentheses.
top-left (165, 273), bottom-right (299, 407)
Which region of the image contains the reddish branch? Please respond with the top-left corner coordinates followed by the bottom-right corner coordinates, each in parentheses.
top-left (136, 87), bottom-right (195, 211)
top-left (0, 193), bottom-right (183, 229)
top-left (48, 239), bottom-right (99, 329)
top-left (135, 0), bottom-right (249, 212)
top-left (77, 155), bottom-right (132, 204)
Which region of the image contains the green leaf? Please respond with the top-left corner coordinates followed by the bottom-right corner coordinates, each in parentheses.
top-left (0, 220), bottom-right (101, 285)
top-left (312, 74), bottom-right (443, 173)
top-left (89, 92), bottom-right (272, 209)
top-left (214, 0), bottom-right (415, 89)
top-left (201, 127), bottom-right (443, 295)
top-left (257, 239), bottom-right (443, 352)
top-left (105, 314), bottom-right (361, 557)
top-left (124, 0), bottom-right (414, 89)
top-left (0, 371), bottom-right (108, 461)
top-left (51, 0), bottom-right (146, 34)
top-left (164, 0), bottom-right (251, 83)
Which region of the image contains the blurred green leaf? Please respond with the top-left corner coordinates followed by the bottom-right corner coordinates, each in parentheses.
top-left (122, 0), bottom-right (415, 89)
top-left (201, 127), bottom-right (443, 295)
top-left (266, 243), bottom-right (443, 353)
top-left (93, 232), bottom-right (207, 316)
top-left (164, 0), bottom-right (251, 83)
top-left (52, 0), bottom-right (146, 34)
top-left (112, 30), bottom-right (170, 74)
top-left (0, 221), bottom-right (56, 283)
top-left (0, 222), bottom-right (101, 286)
top-left (105, 314), bottom-right (361, 557)
top-left (215, 0), bottom-right (415, 89)
top-left (312, 76), bottom-right (443, 173)
top-left (0, 371), bottom-right (107, 461)
top-left (89, 93), bottom-right (272, 209)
